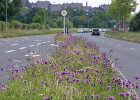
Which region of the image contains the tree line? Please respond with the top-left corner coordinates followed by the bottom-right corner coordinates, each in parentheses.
top-left (0, 0), bottom-right (114, 29)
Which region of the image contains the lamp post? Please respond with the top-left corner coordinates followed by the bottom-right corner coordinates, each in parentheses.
top-left (5, 0), bottom-right (7, 32)
top-left (86, 10), bottom-right (89, 28)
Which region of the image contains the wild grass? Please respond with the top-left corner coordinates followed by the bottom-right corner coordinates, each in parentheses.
top-left (0, 34), bottom-right (137, 100)
top-left (0, 28), bottom-right (77, 39)
top-left (105, 31), bottom-right (140, 43)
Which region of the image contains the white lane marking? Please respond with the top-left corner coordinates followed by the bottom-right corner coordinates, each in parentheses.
top-left (43, 42), bottom-right (47, 44)
top-left (25, 52), bottom-right (40, 57)
top-left (48, 41), bottom-right (50, 42)
top-left (130, 48), bottom-right (136, 50)
top-left (117, 45), bottom-right (121, 47)
top-left (36, 43), bottom-right (42, 45)
top-left (29, 45), bottom-right (35, 47)
top-left (0, 43), bottom-right (2, 44)
top-left (35, 40), bottom-right (40, 41)
top-left (5, 50), bottom-right (16, 53)
top-left (51, 44), bottom-right (59, 47)
top-left (19, 47), bottom-right (27, 50)
top-left (10, 43), bottom-right (18, 46)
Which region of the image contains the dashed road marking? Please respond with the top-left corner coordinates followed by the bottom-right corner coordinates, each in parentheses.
top-left (25, 52), bottom-right (40, 57)
top-left (19, 47), bottom-right (27, 50)
top-left (10, 43), bottom-right (18, 46)
top-left (48, 41), bottom-right (50, 42)
top-left (130, 48), bottom-right (136, 50)
top-left (0, 43), bottom-right (2, 44)
top-left (42, 42), bottom-right (47, 44)
top-left (35, 40), bottom-right (40, 41)
top-left (51, 44), bottom-right (59, 47)
top-left (29, 45), bottom-right (35, 47)
top-left (117, 45), bottom-right (121, 47)
top-left (36, 43), bottom-right (42, 45)
top-left (5, 50), bottom-right (16, 53)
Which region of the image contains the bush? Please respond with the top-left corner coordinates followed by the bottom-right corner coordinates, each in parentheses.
top-left (0, 21), bottom-right (5, 32)
top-left (10, 20), bottom-right (22, 29)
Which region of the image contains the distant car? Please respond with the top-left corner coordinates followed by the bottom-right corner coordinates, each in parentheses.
top-left (83, 29), bottom-right (89, 33)
top-left (77, 29), bottom-right (84, 33)
top-left (92, 29), bottom-right (100, 36)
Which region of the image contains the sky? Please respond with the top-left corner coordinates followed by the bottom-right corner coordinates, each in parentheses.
top-left (29, 0), bottom-right (140, 13)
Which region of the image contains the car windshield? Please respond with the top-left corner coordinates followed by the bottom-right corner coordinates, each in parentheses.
top-left (93, 29), bottom-right (99, 31)
top-left (78, 29), bottom-right (83, 32)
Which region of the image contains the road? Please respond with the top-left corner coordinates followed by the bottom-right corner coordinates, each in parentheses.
top-left (0, 34), bottom-right (57, 82)
top-left (74, 32), bottom-right (140, 92)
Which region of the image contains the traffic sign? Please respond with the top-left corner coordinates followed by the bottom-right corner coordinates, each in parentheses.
top-left (109, 20), bottom-right (116, 23)
top-left (61, 10), bottom-right (67, 17)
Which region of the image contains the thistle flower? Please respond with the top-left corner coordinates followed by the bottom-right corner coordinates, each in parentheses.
top-left (95, 95), bottom-right (99, 98)
top-left (90, 95), bottom-right (94, 98)
top-left (43, 97), bottom-right (50, 100)
top-left (108, 97), bottom-right (114, 100)
top-left (11, 76), bottom-right (15, 80)
top-left (17, 75), bottom-right (21, 79)
top-left (73, 90), bottom-right (76, 93)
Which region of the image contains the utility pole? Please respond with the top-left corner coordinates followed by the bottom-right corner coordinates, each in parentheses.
top-left (5, 0), bottom-right (7, 32)
top-left (68, 15), bottom-right (69, 33)
top-left (44, 8), bottom-right (45, 31)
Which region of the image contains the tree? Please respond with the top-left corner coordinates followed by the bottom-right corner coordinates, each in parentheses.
top-left (130, 11), bottom-right (140, 32)
top-left (107, 0), bottom-right (136, 30)
top-left (0, 0), bottom-right (22, 21)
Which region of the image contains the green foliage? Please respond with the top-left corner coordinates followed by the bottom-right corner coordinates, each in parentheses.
top-left (107, 0), bottom-right (136, 28)
top-left (0, 0), bottom-right (22, 21)
top-left (15, 7), bottom-right (41, 24)
top-left (130, 11), bottom-right (140, 32)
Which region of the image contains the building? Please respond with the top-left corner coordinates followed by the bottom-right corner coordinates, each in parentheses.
top-left (22, 0), bottom-right (109, 12)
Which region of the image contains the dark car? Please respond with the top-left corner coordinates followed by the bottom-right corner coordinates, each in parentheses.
top-left (92, 29), bottom-right (100, 36)
top-left (83, 29), bottom-right (89, 33)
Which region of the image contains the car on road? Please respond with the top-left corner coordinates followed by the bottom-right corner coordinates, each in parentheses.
top-left (92, 29), bottom-right (100, 36)
top-left (77, 29), bottom-right (84, 33)
top-left (83, 29), bottom-right (89, 33)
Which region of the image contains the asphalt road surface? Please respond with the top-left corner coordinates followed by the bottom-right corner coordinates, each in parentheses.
top-left (0, 34), bottom-right (57, 83)
top-left (74, 32), bottom-right (140, 93)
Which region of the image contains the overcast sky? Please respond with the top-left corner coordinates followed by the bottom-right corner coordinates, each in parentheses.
top-left (29, 0), bottom-right (140, 13)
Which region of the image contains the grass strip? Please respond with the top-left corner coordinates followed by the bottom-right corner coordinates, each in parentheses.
top-left (105, 31), bottom-right (140, 43)
top-left (0, 34), bottom-right (137, 100)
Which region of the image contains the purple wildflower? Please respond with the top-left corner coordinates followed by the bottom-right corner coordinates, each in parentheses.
top-left (73, 90), bottom-right (76, 93)
top-left (108, 84), bottom-right (111, 89)
top-left (65, 66), bottom-right (69, 69)
top-left (84, 96), bottom-right (88, 99)
top-left (125, 92), bottom-right (130, 97)
top-left (43, 67), bottom-right (46, 71)
top-left (43, 97), bottom-right (50, 100)
top-left (90, 95), bottom-right (94, 98)
top-left (59, 78), bottom-right (64, 82)
top-left (41, 81), bottom-right (46, 84)
top-left (119, 92), bottom-right (125, 97)
top-left (95, 95), bottom-right (99, 98)
top-left (108, 97), bottom-right (114, 100)
top-left (11, 76), bottom-right (15, 80)
top-left (135, 76), bottom-right (139, 80)
top-left (17, 75), bottom-right (21, 79)
top-left (43, 59), bottom-right (49, 64)
top-left (66, 76), bottom-right (70, 80)
top-left (64, 94), bottom-right (66, 98)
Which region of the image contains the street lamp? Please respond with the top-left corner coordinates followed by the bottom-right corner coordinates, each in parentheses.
top-left (86, 10), bottom-right (89, 28)
top-left (5, 0), bottom-right (7, 32)
top-left (44, 8), bottom-right (47, 31)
